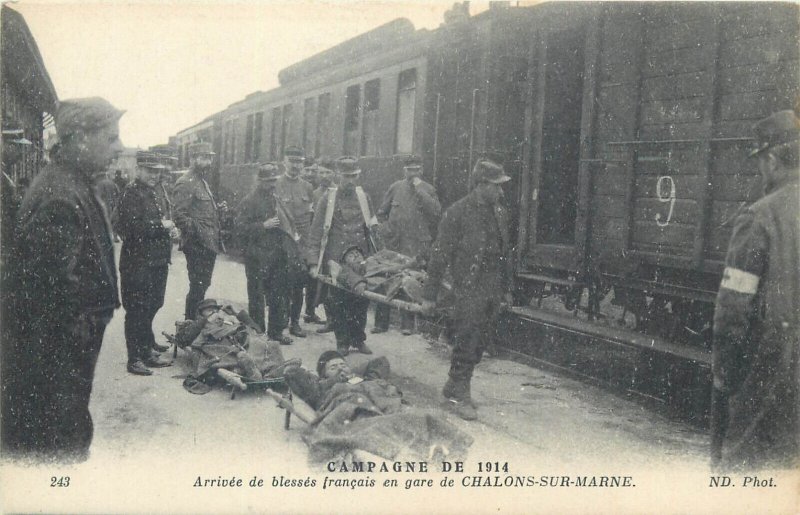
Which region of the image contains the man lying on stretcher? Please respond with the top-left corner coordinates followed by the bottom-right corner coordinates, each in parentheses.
top-left (175, 298), bottom-right (300, 394)
top-left (280, 351), bottom-right (473, 464)
top-left (328, 246), bottom-right (427, 304)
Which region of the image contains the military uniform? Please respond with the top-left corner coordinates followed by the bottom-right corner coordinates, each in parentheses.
top-left (117, 172), bottom-right (173, 370)
top-left (374, 156), bottom-right (441, 333)
top-left (712, 111), bottom-right (800, 470)
top-left (305, 158), bottom-right (377, 353)
top-left (423, 160), bottom-right (512, 420)
top-left (1, 97), bottom-right (123, 461)
top-left (172, 142), bottom-right (223, 319)
top-left (275, 171), bottom-right (315, 327)
top-left (235, 164), bottom-right (301, 340)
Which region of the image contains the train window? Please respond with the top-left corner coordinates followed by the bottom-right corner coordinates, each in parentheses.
top-left (281, 104), bottom-right (293, 157)
top-left (270, 107), bottom-right (280, 160)
top-left (253, 112), bottom-right (263, 162)
top-left (244, 114), bottom-right (254, 163)
top-left (362, 79), bottom-right (381, 155)
top-left (395, 68), bottom-right (416, 154)
top-left (303, 98), bottom-right (315, 156)
top-left (344, 85), bottom-right (361, 156)
top-left (316, 93), bottom-right (330, 157)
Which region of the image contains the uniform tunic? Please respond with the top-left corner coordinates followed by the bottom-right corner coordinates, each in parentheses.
top-left (423, 190), bottom-right (512, 382)
top-left (713, 175), bottom-right (800, 469)
top-left (377, 178), bottom-right (441, 258)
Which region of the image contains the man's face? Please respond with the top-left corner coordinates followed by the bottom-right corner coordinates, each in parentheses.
top-left (339, 174), bottom-right (358, 188)
top-left (139, 167), bottom-right (160, 188)
top-left (192, 154), bottom-right (213, 174)
top-left (78, 122), bottom-right (124, 173)
top-left (323, 358), bottom-right (353, 381)
top-left (284, 157), bottom-right (304, 177)
top-left (258, 177), bottom-right (276, 192)
top-left (199, 306), bottom-right (218, 319)
top-left (318, 169), bottom-right (333, 186)
top-left (343, 248), bottom-right (365, 265)
top-left (476, 181), bottom-right (504, 205)
top-left (403, 166), bottom-right (422, 181)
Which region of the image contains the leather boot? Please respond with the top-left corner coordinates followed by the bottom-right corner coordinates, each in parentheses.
top-left (442, 377), bottom-right (477, 421)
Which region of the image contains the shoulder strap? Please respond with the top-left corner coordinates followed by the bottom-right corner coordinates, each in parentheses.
top-left (354, 186), bottom-right (377, 226)
top-left (316, 187), bottom-right (338, 270)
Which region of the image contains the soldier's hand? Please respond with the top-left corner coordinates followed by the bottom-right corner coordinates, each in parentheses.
top-left (309, 265), bottom-right (318, 278)
top-left (420, 299), bottom-right (435, 315)
top-left (263, 217), bottom-right (280, 229)
top-left (412, 177), bottom-right (422, 187)
top-left (161, 219), bottom-right (175, 230)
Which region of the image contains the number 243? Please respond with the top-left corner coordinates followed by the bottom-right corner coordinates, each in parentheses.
top-left (50, 476), bottom-right (70, 487)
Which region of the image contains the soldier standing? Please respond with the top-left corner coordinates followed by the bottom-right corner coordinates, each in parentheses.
top-left (275, 146), bottom-right (316, 336)
top-left (374, 154), bottom-right (441, 335)
top-left (309, 164), bottom-right (336, 333)
top-left (173, 142), bottom-right (224, 320)
top-left (234, 163), bottom-right (296, 345)
top-left (1, 97), bottom-right (124, 461)
top-left (421, 160), bottom-right (513, 421)
top-left (711, 110), bottom-right (800, 470)
top-left (306, 157), bottom-right (378, 355)
top-left (117, 153), bottom-right (176, 375)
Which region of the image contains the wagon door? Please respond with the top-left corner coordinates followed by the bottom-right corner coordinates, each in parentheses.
top-left (519, 13), bottom-right (598, 275)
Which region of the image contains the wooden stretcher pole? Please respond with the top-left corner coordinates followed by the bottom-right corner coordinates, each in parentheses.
top-left (315, 274), bottom-right (425, 314)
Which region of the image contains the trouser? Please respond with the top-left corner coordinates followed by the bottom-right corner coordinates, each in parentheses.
top-left (327, 286), bottom-right (369, 349)
top-left (374, 304), bottom-right (414, 332)
top-left (122, 264), bottom-right (168, 363)
top-left (305, 277), bottom-right (324, 317)
top-left (447, 296), bottom-right (502, 383)
top-left (1, 310), bottom-right (112, 462)
top-left (245, 259), bottom-right (289, 338)
top-left (184, 243), bottom-right (216, 319)
top-left (289, 268), bottom-right (317, 324)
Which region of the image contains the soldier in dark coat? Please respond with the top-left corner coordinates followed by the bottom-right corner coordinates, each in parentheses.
top-left (374, 154), bottom-right (441, 335)
top-left (422, 160), bottom-right (513, 421)
top-left (275, 146), bottom-right (316, 337)
top-left (234, 163), bottom-right (297, 345)
top-left (1, 97), bottom-right (124, 462)
top-left (711, 110), bottom-right (800, 470)
top-left (173, 142), bottom-right (224, 319)
top-left (117, 154), bottom-right (177, 375)
top-left (306, 157), bottom-right (378, 355)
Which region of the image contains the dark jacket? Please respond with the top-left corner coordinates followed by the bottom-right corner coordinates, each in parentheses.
top-left (713, 176), bottom-right (799, 468)
top-left (12, 162), bottom-right (120, 321)
top-left (234, 184), bottom-right (302, 272)
top-left (305, 185), bottom-right (376, 271)
top-left (275, 174), bottom-right (314, 245)
top-left (117, 179), bottom-right (172, 271)
top-left (423, 190), bottom-right (512, 318)
top-left (377, 178), bottom-right (441, 258)
top-left (172, 170), bottom-right (222, 253)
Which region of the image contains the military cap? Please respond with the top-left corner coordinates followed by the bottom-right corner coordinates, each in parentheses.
top-left (189, 141), bottom-right (215, 157)
top-left (340, 245), bottom-right (365, 263)
top-left (397, 154), bottom-right (422, 169)
top-left (136, 150), bottom-right (163, 169)
top-left (317, 350), bottom-right (345, 377)
top-left (336, 156), bottom-right (361, 176)
top-left (284, 145), bottom-right (305, 161)
top-left (471, 159), bottom-right (510, 184)
top-left (749, 110), bottom-right (800, 157)
top-left (257, 162), bottom-right (281, 180)
top-left (196, 298), bottom-right (221, 313)
top-left (316, 165), bottom-right (334, 175)
top-left (2, 126), bottom-right (32, 146)
top-left (55, 97), bottom-right (125, 137)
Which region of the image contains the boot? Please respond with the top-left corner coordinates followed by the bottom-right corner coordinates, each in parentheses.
top-left (442, 377), bottom-right (477, 421)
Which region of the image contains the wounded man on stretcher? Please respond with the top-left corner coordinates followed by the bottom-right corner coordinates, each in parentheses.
top-left (328, 247), bottom-right (428, 304)
top-left (278, 350), bottom-right (473, 464)
top-left (174, 298), bottom-right (299, 394)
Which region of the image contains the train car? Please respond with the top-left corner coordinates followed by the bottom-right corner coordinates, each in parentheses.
top-left (169, 2), bottom-right (799, 423)
top-left (426, 2), bottom-right (798, 423)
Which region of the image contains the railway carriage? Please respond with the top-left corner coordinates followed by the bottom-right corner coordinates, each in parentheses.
top-left (171, 1), bottom-right (800, 423)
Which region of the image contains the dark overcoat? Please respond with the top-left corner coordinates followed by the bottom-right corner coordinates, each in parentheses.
top-left (377, 178), bottom-right (441, 258)
top-left (172, 170), bottom-right (222, 253)
top-left (116, 179), bottom-right (172, 272)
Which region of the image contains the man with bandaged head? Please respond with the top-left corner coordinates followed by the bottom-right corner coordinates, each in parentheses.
top-left (1, 97), bottom-right (124, 462)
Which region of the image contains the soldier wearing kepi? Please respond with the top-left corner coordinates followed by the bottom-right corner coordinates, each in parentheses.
top-left (711, 110), bottom-right (800, 470)
top-left (234, 162), bottom-right (298, 345)
top-left (1, 97), bottom-right (124, 461)
top-left (117, 152), bottom-right (177, 376)
top-left (421, 159), bottom-right (513, 421)
top-left (306, 156), bottom-right (379, 355)
top-left (173, 141), bottom-right (224, 320)
top-left (275, 145), bottom-right (316, 336)
top-left (374, 154), bottom-right (442, 335)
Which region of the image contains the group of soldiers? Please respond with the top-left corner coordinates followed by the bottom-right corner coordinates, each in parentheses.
top-left (0, 94), bottom-right (796, 471)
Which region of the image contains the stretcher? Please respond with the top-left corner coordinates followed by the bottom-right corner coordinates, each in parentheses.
top-left (313, 273), bottom-right (426, 314)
